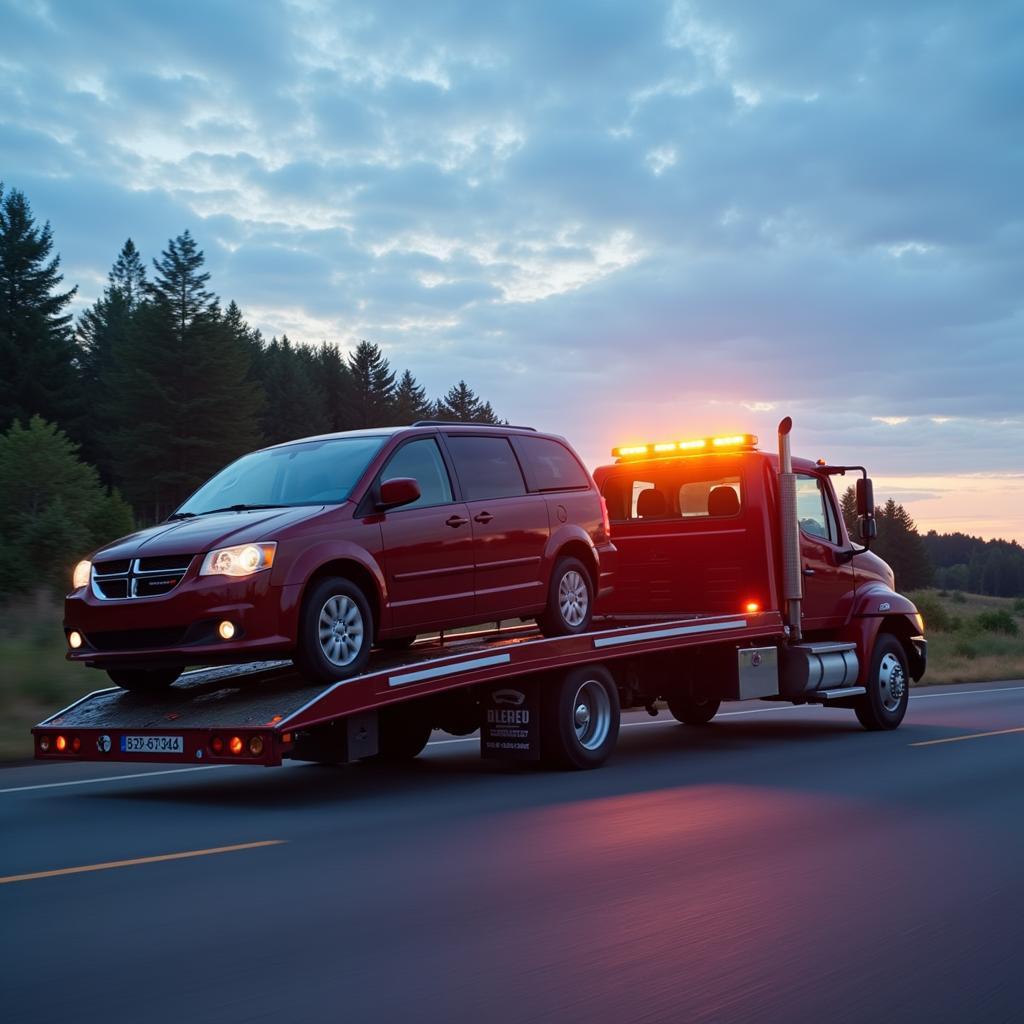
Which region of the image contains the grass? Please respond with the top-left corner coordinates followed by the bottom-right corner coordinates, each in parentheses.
top-left (1, 590), bottom-right (1022, 761)
top-left (904, 590), bottom-right (1024, 685)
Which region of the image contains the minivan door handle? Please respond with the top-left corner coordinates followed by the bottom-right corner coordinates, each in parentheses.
top-left (473, 512), bottom-right (494, 524)
top-left (445, 515), bottom-right (469, 528)
top-left (802, 568), bottom-right (816, 576)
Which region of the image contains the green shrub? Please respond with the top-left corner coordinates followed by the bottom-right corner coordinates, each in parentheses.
top-left (974, 610), bottom-right (1019, 636)
top-left (912, 593), bottom-right (952, 632)
top-left (1014, 598), bottom-right (1024, 615)
top-left (953, 637), bottom-right (979, 660)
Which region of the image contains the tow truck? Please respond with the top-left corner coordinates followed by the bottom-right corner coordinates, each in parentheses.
top-left (33, 419), bottom-right (926, 771)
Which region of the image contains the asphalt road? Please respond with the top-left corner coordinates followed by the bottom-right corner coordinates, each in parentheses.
top-left (3, 682), bottom-right (1024, 1024)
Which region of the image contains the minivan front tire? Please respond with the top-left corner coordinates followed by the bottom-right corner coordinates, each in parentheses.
top-left (538, 556), bottom-right (594, 637)
top-left (295, 576), bottom-right (373, 685)
top-left (107, 667), bottom-right (182, 692)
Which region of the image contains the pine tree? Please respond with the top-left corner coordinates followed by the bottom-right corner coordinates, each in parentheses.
top-left (839, 485), bottom-right (858, 539)
top-left (0, 184), bottom-right (79, 432)
top-left (434, 380), bottom-right (502, 424)
top-left (258, 336), bottom-right (328, 444)
top-left (346, 340), bottom-right (396, 427)
top-left (102, 231), bottom-right (263, 518)
top-left (873, 498), bottom-right (933, 590)
top-left (76, 239), bottom-right (147, 477)
top-left (312, 342), bottom-right (349, 432)
top-left (392, 369), bottom-right (433, 424)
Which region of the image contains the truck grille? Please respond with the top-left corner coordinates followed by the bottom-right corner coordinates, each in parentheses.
top-left (92, 556), bottom-right (194, 600)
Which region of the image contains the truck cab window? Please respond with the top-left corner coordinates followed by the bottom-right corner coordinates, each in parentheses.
top-left (602, 472), bottom-right (742, 522)
top-left (795, 474), bottom-right (839, 544)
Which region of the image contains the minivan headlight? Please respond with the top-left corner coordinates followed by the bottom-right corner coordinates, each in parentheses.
top-left (72, 560), bottom-right (92, 589)
top-left (200, 543), bottom-right (276, 577)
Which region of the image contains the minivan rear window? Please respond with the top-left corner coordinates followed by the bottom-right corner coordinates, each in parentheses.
top-left (514, 436), bottom-right (589, 492)
top-left (446, 436), bottom-right (527, 501)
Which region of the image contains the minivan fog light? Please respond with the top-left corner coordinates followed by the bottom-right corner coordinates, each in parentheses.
top-left (68, 631), bottom-right (83, 649)
top-left (218, 620), bottom-right (236, 640)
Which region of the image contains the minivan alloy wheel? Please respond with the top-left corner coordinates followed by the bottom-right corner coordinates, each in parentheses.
top-left (559, 570), bottom-right (589, 627)
top-left (318, 595), bottom-right (365, 667)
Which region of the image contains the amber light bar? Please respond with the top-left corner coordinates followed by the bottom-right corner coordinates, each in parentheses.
top-left (612, 433), bottom-right (758, 460)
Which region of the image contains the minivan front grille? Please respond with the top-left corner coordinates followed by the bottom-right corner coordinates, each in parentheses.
top-left (92, 556), bottom-right (194, 600)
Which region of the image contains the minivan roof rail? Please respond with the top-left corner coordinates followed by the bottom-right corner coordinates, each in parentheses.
top-left (412, 420), bottom-right (537, 431)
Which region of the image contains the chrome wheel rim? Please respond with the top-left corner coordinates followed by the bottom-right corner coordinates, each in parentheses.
top-left (878, 652), bottom-right (906, 712)
top-left (558, 570), bottom-right (589, 627)
top-left (318, 595), bottom-right (365, 667)
top-left (572, 679), bottom-right (611, 751)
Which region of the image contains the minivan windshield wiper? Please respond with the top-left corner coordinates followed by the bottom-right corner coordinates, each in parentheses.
top-left (197, 504), bottom-right (288, 515)
top-left (166, 511), bottom-right (197, 521)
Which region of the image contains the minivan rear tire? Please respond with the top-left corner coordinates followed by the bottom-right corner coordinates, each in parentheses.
top-left (538, 557), bottom-right (594, 637)
top-left (295, 576), bottom-right (373, 685)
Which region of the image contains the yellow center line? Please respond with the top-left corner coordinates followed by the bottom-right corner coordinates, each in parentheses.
top-left (0, 840), bottom-right (287, 885)
top-left (911, 726), bottom-right (1024, 748)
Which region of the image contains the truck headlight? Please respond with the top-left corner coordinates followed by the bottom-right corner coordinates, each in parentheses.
top-left (200, 543), bottom-right (276, 577)
top-left (72, 560), bottom-right (92, 589)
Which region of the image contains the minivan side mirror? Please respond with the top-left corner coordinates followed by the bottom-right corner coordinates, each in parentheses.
top-left (856, 477), bottom-right (876, 547)
top-left (378, 477), bottom-right (421, 510)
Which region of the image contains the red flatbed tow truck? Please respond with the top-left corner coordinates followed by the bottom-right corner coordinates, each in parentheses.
top-left (33, 419), bottom-right (926, 771)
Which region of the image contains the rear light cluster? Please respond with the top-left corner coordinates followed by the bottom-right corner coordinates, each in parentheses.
top-left (209, 734), bottom-right (266, 758)
top-left (39, 734), bottom-right (81, 755)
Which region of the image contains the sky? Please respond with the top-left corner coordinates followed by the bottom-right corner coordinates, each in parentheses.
top-left (1, 0), bottom-right (1022, 541)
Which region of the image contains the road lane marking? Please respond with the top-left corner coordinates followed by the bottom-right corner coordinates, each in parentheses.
top-left (910, 726), bottom-right (1024, 748)
top-left (0, 840), bottom-right (287, 885)
top-left (0, 764), bottom-right (237, 794)
top-left (908, 685), bottom-right (1024, 699)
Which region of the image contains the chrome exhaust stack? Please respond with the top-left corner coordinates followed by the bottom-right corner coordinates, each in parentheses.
top-left (777, 416), bottom-right (803, 642)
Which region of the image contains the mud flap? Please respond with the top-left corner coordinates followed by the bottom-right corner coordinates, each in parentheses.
top-left (480, 679), bottom-right (541, 761)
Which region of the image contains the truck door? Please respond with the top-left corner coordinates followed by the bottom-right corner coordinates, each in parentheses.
top-left (794, 473), bottom-right (856, 630)
top-left (376, 436), bottom-right (475, 630)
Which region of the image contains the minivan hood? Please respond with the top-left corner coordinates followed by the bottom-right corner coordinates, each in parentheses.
top-left (93, 505), bottom-right (334, 561)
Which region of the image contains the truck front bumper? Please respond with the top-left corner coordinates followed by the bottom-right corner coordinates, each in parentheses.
top-left (909, 635), bottom-right (927, 681)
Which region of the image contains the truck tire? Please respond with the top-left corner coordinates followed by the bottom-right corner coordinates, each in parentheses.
top-left (376, 705), bottom-right (433, 760)
top-left (854, 634), bottom-right (909, 731)
top-left (667, 694), bottom-right (721, 725)
top-left (537, 557), bottom-right (594, 637)
top-left (295, 576), bottom-right (373, 685)
top-left (106, 667), bottom-right (182, 692)
top-left (541, 664), bottom-right (620, 769)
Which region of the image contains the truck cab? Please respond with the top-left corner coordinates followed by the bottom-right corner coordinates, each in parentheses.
top-left (593, 430), bottom-right (926, 686)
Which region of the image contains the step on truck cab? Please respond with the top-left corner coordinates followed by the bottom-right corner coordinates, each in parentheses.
top-left (37, 419), bottom-right (926, 772)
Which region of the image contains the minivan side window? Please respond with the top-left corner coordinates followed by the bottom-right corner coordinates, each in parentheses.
top-left (514, 436), bottom-right (589, 492)
top-left (795, 474), bottom-right (839, 544)
top-left (446, 436), bottom-right (527, 501)
top-left (380, 438), bottom-right (453, 509)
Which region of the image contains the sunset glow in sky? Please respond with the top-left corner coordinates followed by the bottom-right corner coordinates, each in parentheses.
top-left (1, 1), bottom-right (1021, 540)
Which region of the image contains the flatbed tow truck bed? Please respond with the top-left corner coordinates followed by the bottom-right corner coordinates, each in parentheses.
top-left (34, 610), bottom-right (786, 767)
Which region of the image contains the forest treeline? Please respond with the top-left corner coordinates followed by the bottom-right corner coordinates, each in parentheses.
top-left (1, 181), bottom-right (1021, 597)
top-left (0, 182), bottom-right (502, 528)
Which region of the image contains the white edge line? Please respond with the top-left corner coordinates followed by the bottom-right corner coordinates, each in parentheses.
top-left (389, 653), bottom-right (512, 687)
top-left (12, 684), bottom-right (1024, 793)
top-left (0, 764), bottom-right (237, 794)
top-left (594, 618), bottom-right (748, 649)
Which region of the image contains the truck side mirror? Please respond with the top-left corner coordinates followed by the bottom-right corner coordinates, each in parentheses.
top-left (378, 477), bottom-right (421, 510)
top-left (856, 477), bottom-right (875, 546)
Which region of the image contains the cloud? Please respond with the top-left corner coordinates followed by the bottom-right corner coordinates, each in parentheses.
top-left (0, 0), bottom-right (1022, 537)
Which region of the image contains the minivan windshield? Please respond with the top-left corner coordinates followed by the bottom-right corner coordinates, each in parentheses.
top-left (174, 436), bottom-right (388, 517)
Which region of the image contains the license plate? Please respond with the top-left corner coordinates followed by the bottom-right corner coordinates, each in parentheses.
top-left (120, 735), bottom-right (184, 754)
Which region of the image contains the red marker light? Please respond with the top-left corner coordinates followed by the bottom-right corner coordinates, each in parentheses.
top-left (71, 737), bottom-right (81, 753)
top-left (744, 601), bottom-right (761, 614)
top-left (229, 736), bottom-right (244, 756)
top-left (210, 736), bottom-right (224, 755)
top-left (55, 735), bottom-right (67, 752)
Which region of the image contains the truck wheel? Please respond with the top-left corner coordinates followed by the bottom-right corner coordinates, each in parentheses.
top-left (854, 635), bottom-right (909, 731)
top-left (537, 557), bottom-right (594, 637)
top-left (295, 577), bottom-right (373, 685)
top-left (377, 705), bottom-right (433, 760)
top-left (106, 668), bottom-right (182, 692)
top-left (541, 664), bottom-right (620, 769)
top-left (667, 694), bottom-right (721, 725)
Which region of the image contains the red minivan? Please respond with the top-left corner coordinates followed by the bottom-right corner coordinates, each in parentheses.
top-left (65, 423), bottom-right (615, 689)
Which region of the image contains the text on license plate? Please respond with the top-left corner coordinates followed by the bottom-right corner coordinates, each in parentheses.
top-left (120, 735), bottom-right (184, 754)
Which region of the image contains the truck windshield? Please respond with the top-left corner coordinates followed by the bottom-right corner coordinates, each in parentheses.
top-left (174, 436), bottom-right (388, 517)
